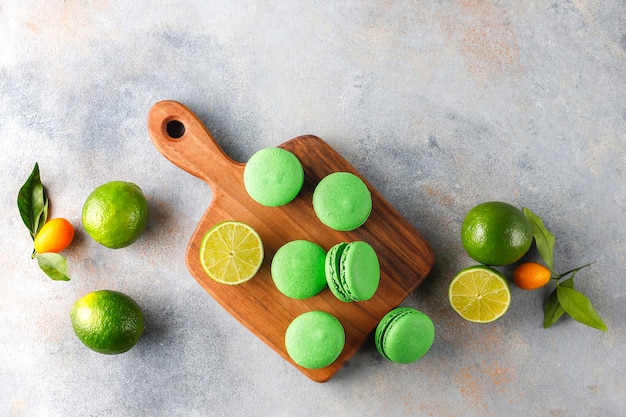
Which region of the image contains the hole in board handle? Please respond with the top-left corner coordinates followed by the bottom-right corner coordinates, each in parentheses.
top-left (166, 120), bottom-right (185, 139)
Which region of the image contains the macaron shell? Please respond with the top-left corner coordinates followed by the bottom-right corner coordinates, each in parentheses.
top-left (271, 240), bottom-right (326, 299)
top-left (341, 241), bottom-right (380, 302)
top-left (285, 311), bottom-right (346, 369)
top-left (376, 308), bottom-right (435, 364)
top-left (312, 172), bottom-right (372, 231)
top-left (243, 147), bottom-right (304, 207)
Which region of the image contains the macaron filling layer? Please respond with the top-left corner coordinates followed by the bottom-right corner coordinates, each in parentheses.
top-left (325, 243), bottom-right (351, 302)
top-left (243, 147), bottom-right (304, 207)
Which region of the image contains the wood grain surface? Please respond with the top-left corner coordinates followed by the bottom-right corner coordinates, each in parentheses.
top-left (147, 100), bottom-right (435, 382)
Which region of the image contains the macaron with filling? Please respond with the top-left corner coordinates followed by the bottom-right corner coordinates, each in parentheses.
top-left (375, 307), bottom-right (435, 364)
top-left (244, 147), bottom-right (304, 207)
top-left (285, 310), bottom-right (345, 369)
top-left (325, 241), bottom-right (380, 302)
top-left (312, 172), bottom-right (372, 231)
top-left (271, 240), bottom-right (326, 299)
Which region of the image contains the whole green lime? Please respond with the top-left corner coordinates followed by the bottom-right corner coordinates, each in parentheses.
top-left (70, 290), bottom-right (144, 354)
top-left (82, 181), bottom-right (148, 249)
top-left (461, 201), bottom-right (532, 266)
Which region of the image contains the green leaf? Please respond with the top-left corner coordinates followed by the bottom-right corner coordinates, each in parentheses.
top-left (543, 289), bottom-right (562, 328)
top-left (17, 163), bottom-right (49, 239)
top-left (36, 253), bottom-right (70, 281)
top-left (543, 278), bottom-right (573, 329)
top-left (523, 207), bottom-right (556, 271)
top-left (556, 285), bottom-right (607, 332)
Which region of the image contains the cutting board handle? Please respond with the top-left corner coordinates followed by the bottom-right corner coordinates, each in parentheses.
top-left (147, 100), bottom-right (241, 187)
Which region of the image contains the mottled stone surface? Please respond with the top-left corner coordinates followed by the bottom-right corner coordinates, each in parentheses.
top-left (1, 1), bottom-right (624, 416)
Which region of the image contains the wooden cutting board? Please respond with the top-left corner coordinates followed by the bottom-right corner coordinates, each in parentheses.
top-left (147, 100), bottom-right (435, 382)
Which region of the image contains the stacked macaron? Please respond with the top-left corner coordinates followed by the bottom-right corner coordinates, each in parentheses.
top-left (375, 307), bottom-right (435, 364)
top-left (325, 241), bottom-right (380, 302)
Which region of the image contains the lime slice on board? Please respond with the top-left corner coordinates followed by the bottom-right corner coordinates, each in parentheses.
top-left (449, 265), bottom-right (511, 323)
top-left (199, 221), bottom-right (264, 285)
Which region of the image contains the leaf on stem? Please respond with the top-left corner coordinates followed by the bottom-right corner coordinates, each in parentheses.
top-left (36, 253), bottom-right (71, 281)
top-left (523, 207), bottom-right (556, 271)
top-left (556, 285), bottom-right (607, 332)
top-left (17, 163), bottom-right (49, 239)
top-left (543, 278), bottom-right (573, 328)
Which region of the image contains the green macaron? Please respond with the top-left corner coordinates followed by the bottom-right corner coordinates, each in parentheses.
top-left (243, 147), bottom-right (304, 207)
top-left (375, 307), bottom-right (435, 364)
top-left (312, 172), bottom-right (372, 231)
top-left (325, 241), bottom-right (380, 302)
top-left (285, 310), bottom-right (345, 369)
top-left (271, 240), bottom-right (327, 299)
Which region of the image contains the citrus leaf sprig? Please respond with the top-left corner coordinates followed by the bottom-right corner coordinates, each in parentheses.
top-left (522, 208), bottom-right (606, 331)
top-left (18, 163), bottom-right (71, 281)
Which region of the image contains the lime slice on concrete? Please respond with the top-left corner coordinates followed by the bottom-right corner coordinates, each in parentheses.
top-left (449, 265), bottom-right (511, 323)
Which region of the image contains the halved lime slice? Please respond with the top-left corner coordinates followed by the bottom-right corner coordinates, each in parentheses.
top-left (199, 221), bottom-right (264, 285)
top-left (449, 265), bottom-right (511, 323)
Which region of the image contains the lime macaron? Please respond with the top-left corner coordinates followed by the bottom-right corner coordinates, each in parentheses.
top-left (325, 241), bottom-right (380, 302)
top-left (285, 311), bottom-right (345, 369)
top-left (375, 307), bottom-right (435, 364)
top-left (271, 240), bottom-right (327, 299)
top-left (312, 172), bottom-right (372, 231)
top-left (243, 147), bottom-right (304, 207)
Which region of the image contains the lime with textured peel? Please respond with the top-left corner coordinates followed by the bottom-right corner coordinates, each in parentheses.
top-left (449, 265), bottom-right (511, 323)
top-left (199, 221), bottom-right (264, 285)
top-left (461, 201), bottom-right (532, 266)
top-left (82, 181), bottom-right (149, 249)
top-left (70, 290), bottom-right (144, 354)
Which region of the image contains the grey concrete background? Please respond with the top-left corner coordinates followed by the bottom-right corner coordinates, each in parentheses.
top-left (1, 1), bottom-right (624, 416)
